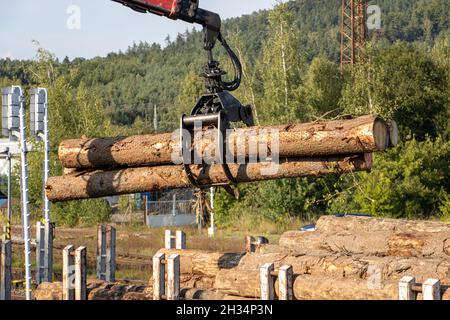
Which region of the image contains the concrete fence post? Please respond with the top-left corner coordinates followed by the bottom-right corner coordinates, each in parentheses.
top-left (165, 230), bottom-right (186, 249)
top-left (152, 252), bottom-right (180, 300)
top-left (152, 253), bottom-right (165, 300)
top-left (35, 221), bottom-right (45, 284)
top-left (167, 254), bottom-right (180, 300)
top-left (278, 265), bottom-right (294, 300)
top-left (36, 221), bottom-right (54, 284)
top-left (44, 222), bottom-right (54, 282)
top-left (75, 247), bottom-right (87, 300)
top-left (105, 226), bottom-right (116, 282)
top-left (422, 279), bottom-right (441, 300)
top-left (96, 225), bottom-right (106, 280)
top-left (97, 225), bottom-right (116, 282)
top-left (0, 237), bottom-right (12, 300)
top-left (62, 245), bottom-right (75, 300)
top-left (398, 276), bottom-right (416, 300)
top-left (165, 230), bottom-right (175, 249)
top-left (175, 230), bottom-right (186, 249)
top-left (260, 263), bottom-right (275, 300)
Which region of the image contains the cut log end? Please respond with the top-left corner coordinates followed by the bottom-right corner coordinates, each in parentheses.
top-left (373, 118), bottom-right (389, 151)
top-left (387, 120), bottom-right (399, 147)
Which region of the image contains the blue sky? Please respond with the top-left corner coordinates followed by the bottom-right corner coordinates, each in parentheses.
top-left (0, 0), bottom-right (279, 61)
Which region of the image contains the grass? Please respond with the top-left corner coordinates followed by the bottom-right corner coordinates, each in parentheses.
top-left (3, 209), bottom-right (310, 284)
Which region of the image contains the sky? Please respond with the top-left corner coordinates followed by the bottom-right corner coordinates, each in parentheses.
top-left (0, 0), bottom-right (279, 61)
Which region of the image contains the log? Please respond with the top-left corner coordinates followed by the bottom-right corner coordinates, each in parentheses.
top-left (232, 252), bottom-right (450, 281)
top-left (63, 167), bottom-right (79, 175)
top-left (122, 292), bottom-right (152, 300)
top-left (278, 230), bottom-right (450, 258)
top-left (58, 115), bottom-right (389, 169)
top-left (46, 154), bottom-right (372, 202)
top-left (179, 273), bottom-right (216, 290)
top-left (214, 265), bottom-right (450, 300)
top-left (180, 288), bottom-right (256, 300)
top-left (34, 280), bottom-right (148, 300)
top-left (88, 283), bottom-right (147, 300)
top-left (386, 120), bottom-right (399, 147)
top-left (181, 288), bottom-right (226, 300)
top-left (119, 288), bottom-right (255, 300)
top-left (157, 249), bottom-right (245, 278)
top-left (33, 282), bottom-right (63, 300)
top-left (316, 215), bottom-right (450, 233)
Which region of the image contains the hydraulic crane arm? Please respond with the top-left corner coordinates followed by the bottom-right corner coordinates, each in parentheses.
top-left (111, 0), bottom-right (254, 194)
top-left (112, 0), bottom-right (221, 49)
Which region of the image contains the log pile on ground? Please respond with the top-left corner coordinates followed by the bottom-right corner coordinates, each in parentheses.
top-left (46, 115), bottom-right (396, 202)
top-left (33, 280), bottom-right (149, 300)
top-left (34, 217), bottom-right (449, 300)
top-left (211, 216), bottom-right (450, 300)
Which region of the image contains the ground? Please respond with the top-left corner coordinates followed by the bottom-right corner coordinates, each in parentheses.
top-left (7, 220), bottom-right (296, 299)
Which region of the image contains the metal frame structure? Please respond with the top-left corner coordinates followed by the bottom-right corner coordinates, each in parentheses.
top-left (96, 225), bottom-right (116, 282)
top-left (30, 88), bottom-right (50, 222)
top-left (340, 0), bottom-right (367, 70)
top-left (30, 88), bottom-right (53, 285)
top-left (17, 88), bottom-right (32, 300)
top-left (2, 86), bottom-right (32, 300)
top-left (0, 147), bottom-right (13, 300)
top-left (0, 148), bottom-right (12, 240)
top-left (0, 234), bottom-right (12, 300)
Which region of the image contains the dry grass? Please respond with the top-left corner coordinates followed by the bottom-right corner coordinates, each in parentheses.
top-left (5, 211), bottom-right (307, 283)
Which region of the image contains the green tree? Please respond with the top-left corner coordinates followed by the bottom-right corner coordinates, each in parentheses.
top-left (301, 56), bottom-right (342, 119)
top-left (173, 67), bottom-right (204, 118)
top-left (341, 43), bottom-right (448, 140)
top-left (258, 2), bottom-right (306, 124)
top-left (431, 34), bottom-right (450, 139)
top-left (14, 48), bottom-right (114, 226)
top-left (329, 137), bottom-right (450, 219)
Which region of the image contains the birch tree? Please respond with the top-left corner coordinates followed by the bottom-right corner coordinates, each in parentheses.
top-left (258, 2), bottom-right (306, 124)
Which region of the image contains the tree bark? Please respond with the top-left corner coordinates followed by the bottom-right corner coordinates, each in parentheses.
top-left (58, 115), bottom-right (389, 169)
top-left (46, 154), bottom-right (372, 202)
top-left (34, 280), bottom-right (149, 300)
top-left (88, 283), bottom-right (148, 300)
top-left (157, 249), bottom-right (245, 278)
top-left (316, 215), bottom-right (450, 233)
top-left (180, 288), bottom-right (255, 300)
top-left (386, 120), bottom-right (399, 147)
top-left (278, 230), bottom-right (450, 258)
top-left (232, 252), bottom-right (450, 281)
top-left (215, 271), bottom-right (450, 300)
top-left (33, 282), bottom-right (63, 300)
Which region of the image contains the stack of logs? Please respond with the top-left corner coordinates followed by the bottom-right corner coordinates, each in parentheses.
top-left (159, 215), bottom-right (450, 300)
top-left (46, 115), bottom-right (397, 202)
top-left (34, 215), bottom-right (450, 300)
top-left (211, 215), bottom-right (450, 300)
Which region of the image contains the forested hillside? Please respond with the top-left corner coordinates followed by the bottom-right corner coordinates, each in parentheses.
top-left (0, 0), bottom-right (448, 226)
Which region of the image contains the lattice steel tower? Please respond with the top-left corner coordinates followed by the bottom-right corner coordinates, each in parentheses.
top-left (340, 0), bottom-right (367, 70)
